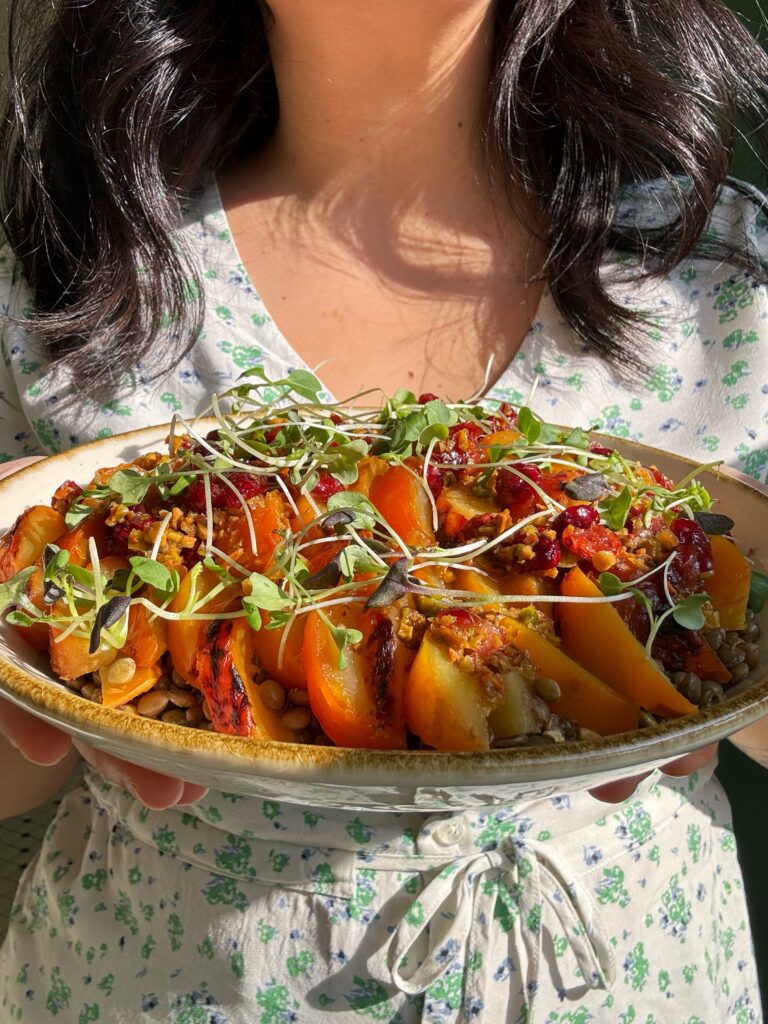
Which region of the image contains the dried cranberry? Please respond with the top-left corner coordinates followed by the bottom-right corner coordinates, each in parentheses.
top-left (330, 413), bottom-right (343, 425)
top-left (418, 393), bottom-right (439, 404)
top-left (589, 442), bottom-right (614, 457)
top-left (186, 472), bottom-right (268, 510)
top-left (106, 505), bottom-right (153, 554)
top-left (434, 424), bottom-right (484, 467)
top-left (528, 535), bottom-right (561, 571)
top-left (496, 463), bottom-right (542, 509)
top-left (552, 504), bottom-right (599, 532)
top-left (312, 473), bottom-right (344, 501)
top-left (425, 463), bottom-right (443, 499)
top-left (650, 467), bottom-right (674, 491)
top-left (670, 518), bottom-right (708, 549)
top-left (449, 421), bottom-right (484, 441)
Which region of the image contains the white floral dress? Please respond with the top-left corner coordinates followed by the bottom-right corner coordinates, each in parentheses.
top-left (0, 181), bottom-right (766, 1024)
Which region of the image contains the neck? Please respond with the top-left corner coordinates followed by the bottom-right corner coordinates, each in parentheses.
top-left (261, 1), bottom-right (497, 200)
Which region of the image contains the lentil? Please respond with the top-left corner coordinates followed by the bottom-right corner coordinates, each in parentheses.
top-left (282, 707), bottom-right (312, 731)
top-left (260, 679), bottom-right (286, 711)
top-left (287, 688), bottom-right (311, 706)
top-left (670, 671), bottom-right (702, 705)
top-left (185, 705), bottom-right (205, 726)
top-left (168, 686), bottom-right (198, 708)
top-left (137, 691), bottom-right (171, 718)
top-left (729, 662), bottom-right (751, 684)
top-left (161, 708), bottom-right (189, 726)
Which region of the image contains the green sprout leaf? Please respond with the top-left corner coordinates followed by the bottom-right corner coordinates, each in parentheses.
top-left (670, 592), bottom-right (710, 631)
top-left (0, 567), bottom-right (36, 615)
top-left (563, 427), bottom-right (590, 451)
top-left (286, 369), bottom-right (323, 402)
top-left (325, 491), bottom-right (377, 531)
top-left (328, 624), bottom-right (364, 670)
top-left (245, 574), bottom-right (292, 612)
top-left (129, 556), bottom-right (177, 595)
top-left (108, 469), bottom-right (153, 505)
top-left (600, 486), bottom-right (632, 531)
top-left (748, 569), bottom-right (768, 614)
top-left (598, 572), bottom-right (623, 597)
top-left (43, 545), bottom-right (69, 580)
top-left (338, 545), bottom-right (382, 580)
top-left (516, 406), bottom-right (541, 445)
top-left (201, 557), bottom-right (238, 585)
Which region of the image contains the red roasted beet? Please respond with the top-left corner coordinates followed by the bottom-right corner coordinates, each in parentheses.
top-left (528, 535), bottom-right (561, 571)
top-left (312, 473), bottom-right (344, 502)
top-left (552, 504), bottom-right (599, 533)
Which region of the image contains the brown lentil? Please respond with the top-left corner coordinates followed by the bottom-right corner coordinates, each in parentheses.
top-left (185, 705), bottom-right (205, 726)
top-left (287, 688), bottom-right (311, 706)
top-left (80, 682), bottom-right (101, 702)
top-left (670, 671), bottom-right (702, 705)
top-left (743, 642), bottom-right (760, 670)
top-left (161, 708), bottom-right (189, 726)
top-left (282, 707), bottom-right (312, 731)
top-left (729, 662), bottom-right (751, 684)
top-left (202, 699), bottom-right (213, 721)
top-left (172, 669), bottom-right (190, 689)
top-left (154, 675), bottom-right (171, 691)
top-left (718, 643), bottom-right (746, 668)
top-left (260, 679), bottom-right (286, 711)
top-left (137, 691), bottom-right (171, 718)
top-left (704, 627), bottom-right (725, 652)
top-left (700, 680), bottom-right (724, 707)
top-left (168, 687), bottom-right (198, 708)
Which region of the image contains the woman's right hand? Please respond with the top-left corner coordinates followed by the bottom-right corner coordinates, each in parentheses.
top-left (0, 457), bottom-right (208, 811)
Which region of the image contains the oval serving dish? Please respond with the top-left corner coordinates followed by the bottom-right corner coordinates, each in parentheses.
top-left (0, 425), bottom-right (766, 812)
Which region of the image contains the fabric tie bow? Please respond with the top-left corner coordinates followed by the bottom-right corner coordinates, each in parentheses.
top-left (387, 838), bottom-right (616, 1023)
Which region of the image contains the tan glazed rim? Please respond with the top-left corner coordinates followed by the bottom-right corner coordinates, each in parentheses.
top-left (0, 421), bottom-right (766, 788)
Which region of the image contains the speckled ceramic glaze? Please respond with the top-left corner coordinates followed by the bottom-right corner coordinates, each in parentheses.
top-left (0, 424), bottom-right (766, 811)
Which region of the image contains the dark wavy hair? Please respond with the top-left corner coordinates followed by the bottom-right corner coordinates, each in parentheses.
top-left (1, 0), bottom-right (767, 388)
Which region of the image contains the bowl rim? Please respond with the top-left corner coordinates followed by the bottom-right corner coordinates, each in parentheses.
top-left (0, 420), bottom-right (766, 787)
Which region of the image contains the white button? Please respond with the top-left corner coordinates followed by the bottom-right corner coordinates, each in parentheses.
top-left (433, 819), bottom-right (466, 847)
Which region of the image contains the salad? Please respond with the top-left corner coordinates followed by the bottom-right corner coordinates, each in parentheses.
top-left (0, 370), bottom-right (765, 752)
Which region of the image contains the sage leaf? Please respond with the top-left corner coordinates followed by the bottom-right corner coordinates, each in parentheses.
top-left (564, 473), bottom-right (610, 502)
top-left (89, 595), bottom-right (132, 654)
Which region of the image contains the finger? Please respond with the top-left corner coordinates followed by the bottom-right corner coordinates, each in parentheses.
top-left (589, 771), bottom-right (652, 804)
top-left (660, 742), bottom-right (718, 777)
top-left (177, 782), bottom-right (209, 805)
top-left (73, 740), bottom-right (189, 810)
top-left (0, 456), bottom-right (44, 482)
top-left (0, 701), bottom-right (73, 765)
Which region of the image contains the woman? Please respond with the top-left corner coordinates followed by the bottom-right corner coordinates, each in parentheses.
top-left (0, 1), bottom-right (766, 1021)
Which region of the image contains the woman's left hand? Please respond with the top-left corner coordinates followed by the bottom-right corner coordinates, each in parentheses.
top-left (589, 742), bottom-right (719, 803)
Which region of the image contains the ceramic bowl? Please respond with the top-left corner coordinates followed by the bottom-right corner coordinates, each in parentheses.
top-left (0, 425), bottom-right (766, 811)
